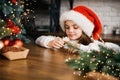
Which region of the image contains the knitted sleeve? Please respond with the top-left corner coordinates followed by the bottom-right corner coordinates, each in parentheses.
top-left (104, 42), bottom-right (120, 52)
top-left (35, 36), bottom-right (56, 48)
top-left (80, 41), bottom-right (120, 52)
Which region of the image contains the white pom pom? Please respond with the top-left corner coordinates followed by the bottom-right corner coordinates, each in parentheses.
top-left (0, 40), bottom-right (4, 49)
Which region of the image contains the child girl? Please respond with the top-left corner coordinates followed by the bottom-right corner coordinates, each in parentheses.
top-left (35, 6), bottom-right (120, 52)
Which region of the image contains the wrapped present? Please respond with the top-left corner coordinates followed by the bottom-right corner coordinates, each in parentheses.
top-left (1, 46), bottom-right (29, 60)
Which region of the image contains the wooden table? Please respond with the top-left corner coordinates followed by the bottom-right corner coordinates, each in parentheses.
top-left (0, 44), bottom-right (81, 80)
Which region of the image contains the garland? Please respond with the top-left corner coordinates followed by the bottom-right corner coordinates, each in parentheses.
top-left (65, 43), bottom-right (120, 79)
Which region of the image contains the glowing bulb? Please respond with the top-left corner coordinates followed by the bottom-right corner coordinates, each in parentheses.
top-left (26, 4), bottom-right (29, 6)
top-left (2, 33), bottom-right (4, 35)
top-left (1, 20), bottom-right (4, 22)
top-left (10, 3), bottom-right (12, 5)
top-left (87, 54), bottom-right (89, 57)
top-left (82, 68), bottom-right (84, 70)
top-left (75, 60), bottom-right (78, 62)
top-left (4, 4), bottom-right (7, 6)
top-left (77, 68), bottom-right (80, 70)
top-left (82, 63), bottom-right (84, 66)
top-left (65, 59), bottom-right (69, 62)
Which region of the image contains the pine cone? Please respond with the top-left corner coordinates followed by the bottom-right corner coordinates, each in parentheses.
top-left (1, 46), bottom-right (24, 53)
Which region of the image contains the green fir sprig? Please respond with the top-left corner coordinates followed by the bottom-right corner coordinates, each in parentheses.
top-left (65, 44), bottom-right (120, 78)
top-left (0, 0), bottom-right (30, 43)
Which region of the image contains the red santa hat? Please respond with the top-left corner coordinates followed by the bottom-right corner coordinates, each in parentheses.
top-left (60, 6), bottom-right (102, 40)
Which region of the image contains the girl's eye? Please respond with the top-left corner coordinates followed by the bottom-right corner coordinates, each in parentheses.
top-left (65, 25), bottom-right (70, 29)
top-left (65, 25), bottom-right (79, 29)
top-left (73, 25), bottom-right (79, 29)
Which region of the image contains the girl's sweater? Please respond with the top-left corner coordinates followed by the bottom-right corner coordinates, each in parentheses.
top-left (35, 36), bottom-right (120, 52)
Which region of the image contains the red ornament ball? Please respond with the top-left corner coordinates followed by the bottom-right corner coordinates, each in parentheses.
top-left (11, 39), bottom-right (24, 47)
top-left (11, 0), bottom-right (17, 3)
top-left (10, 26), bottom-right (21, 34)
top-left (2, 38), bottom-right (11, 47)
top-left (6, 18), bottom-right (13, 27)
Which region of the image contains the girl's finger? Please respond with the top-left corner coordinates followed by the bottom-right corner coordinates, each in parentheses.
top-left (54, 43), bottom-right (62, 48)
top-left (68, 48), bottom-right (73, 54)
top-left (57, 41), bottom-right (64, 47)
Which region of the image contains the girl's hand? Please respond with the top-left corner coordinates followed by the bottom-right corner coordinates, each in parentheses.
top-left (48, 37), bottom-right (65, 48)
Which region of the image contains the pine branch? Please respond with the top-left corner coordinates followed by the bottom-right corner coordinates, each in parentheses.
top-left (65, 44), bottom-right (120, 78)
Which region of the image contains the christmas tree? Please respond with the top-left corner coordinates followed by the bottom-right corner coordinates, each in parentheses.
top-left (65, 43), bottom-right (120, 79)
top-left (0, 0), bottom-right (30, 48)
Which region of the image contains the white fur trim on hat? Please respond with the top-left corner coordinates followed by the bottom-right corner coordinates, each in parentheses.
top-left (60, 10), bottom-right (94, 37)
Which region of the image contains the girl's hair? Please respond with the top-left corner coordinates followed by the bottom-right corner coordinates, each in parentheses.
top-left (77, 31), bottom-right (92, 45)
top-left (63, 30), bottom-right (92, 45)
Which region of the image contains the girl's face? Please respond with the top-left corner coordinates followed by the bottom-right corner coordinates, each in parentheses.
top-left (64, 20), bottom-right (82, 40)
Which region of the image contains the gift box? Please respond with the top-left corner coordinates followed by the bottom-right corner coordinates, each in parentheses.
top-left (1, 46), bottom-right (29, 60)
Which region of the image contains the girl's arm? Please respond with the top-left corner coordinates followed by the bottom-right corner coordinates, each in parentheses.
top-left (35, 36), bottom-right (56, 48)
top-left (80, 41), bottom-right (120, 52)
top-left (104, 42), bottom-right (120, 52)
top-left (35, 36), bottom-right (65, 48)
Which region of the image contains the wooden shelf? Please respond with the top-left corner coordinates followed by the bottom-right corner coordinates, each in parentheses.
top-left (101, 34), bottom-right (120, 45)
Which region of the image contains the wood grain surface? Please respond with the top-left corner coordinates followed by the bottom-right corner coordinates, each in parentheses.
top-left (0, 43), bottom-right (118, 80)
top-left (0, 44), bottom-right (80, 80)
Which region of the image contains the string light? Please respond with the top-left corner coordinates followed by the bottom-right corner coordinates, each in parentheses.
top-left (82, 68), bottom-right (84, 71)
top-left (12, 14), bottom-right (15, 18)
top-left (75, 60), bottom-right (78, 63)
top-left (81, 63), bottom-right (84, 66)
top-left (4, 3), bottom-right (7, 6)
top-left (105, 55), bottom-right (108, 58)
top-left (10, 3), bottom-right (13, 6)
top-left (93, 55), bottom-right (96, 58)
top-left (77, 61), bottom-right (80, 64)
top-left (33, 16), bottom-right (35, 18)
top-left (90, 61), bottom-right (92, 63)
top-left (78, 68), bottom-right (81, 70)
top-left (1, 33), bottom-right (4, 36)
top-left (101, 61), bottom-right (104, 64)
top-left (1, 20), bottom-right (4, 22)
top-left (65, 59), bottom-right (69, 62)
top-left (96, 62), bottom-right (98, 66)
top-left (87, 54), bottom-right (89, 57)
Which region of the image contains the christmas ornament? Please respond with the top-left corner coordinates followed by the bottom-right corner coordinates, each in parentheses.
top-left (11, 0), bottom-right (17, 3)
top-left (0, 40), bottom-right (4, 49)
top-left (6, 18), bottom-right (14, 27)
top-left (0, 0), bottom-right (30, 44)
top-left (2, 38), bottom-right (11, 47)
top-left (10, 39), bottom-right (24, 47)
top-left (6, 19), bottom-right (21, 34)
top-left (10, 26), bottom-right (21, 34)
